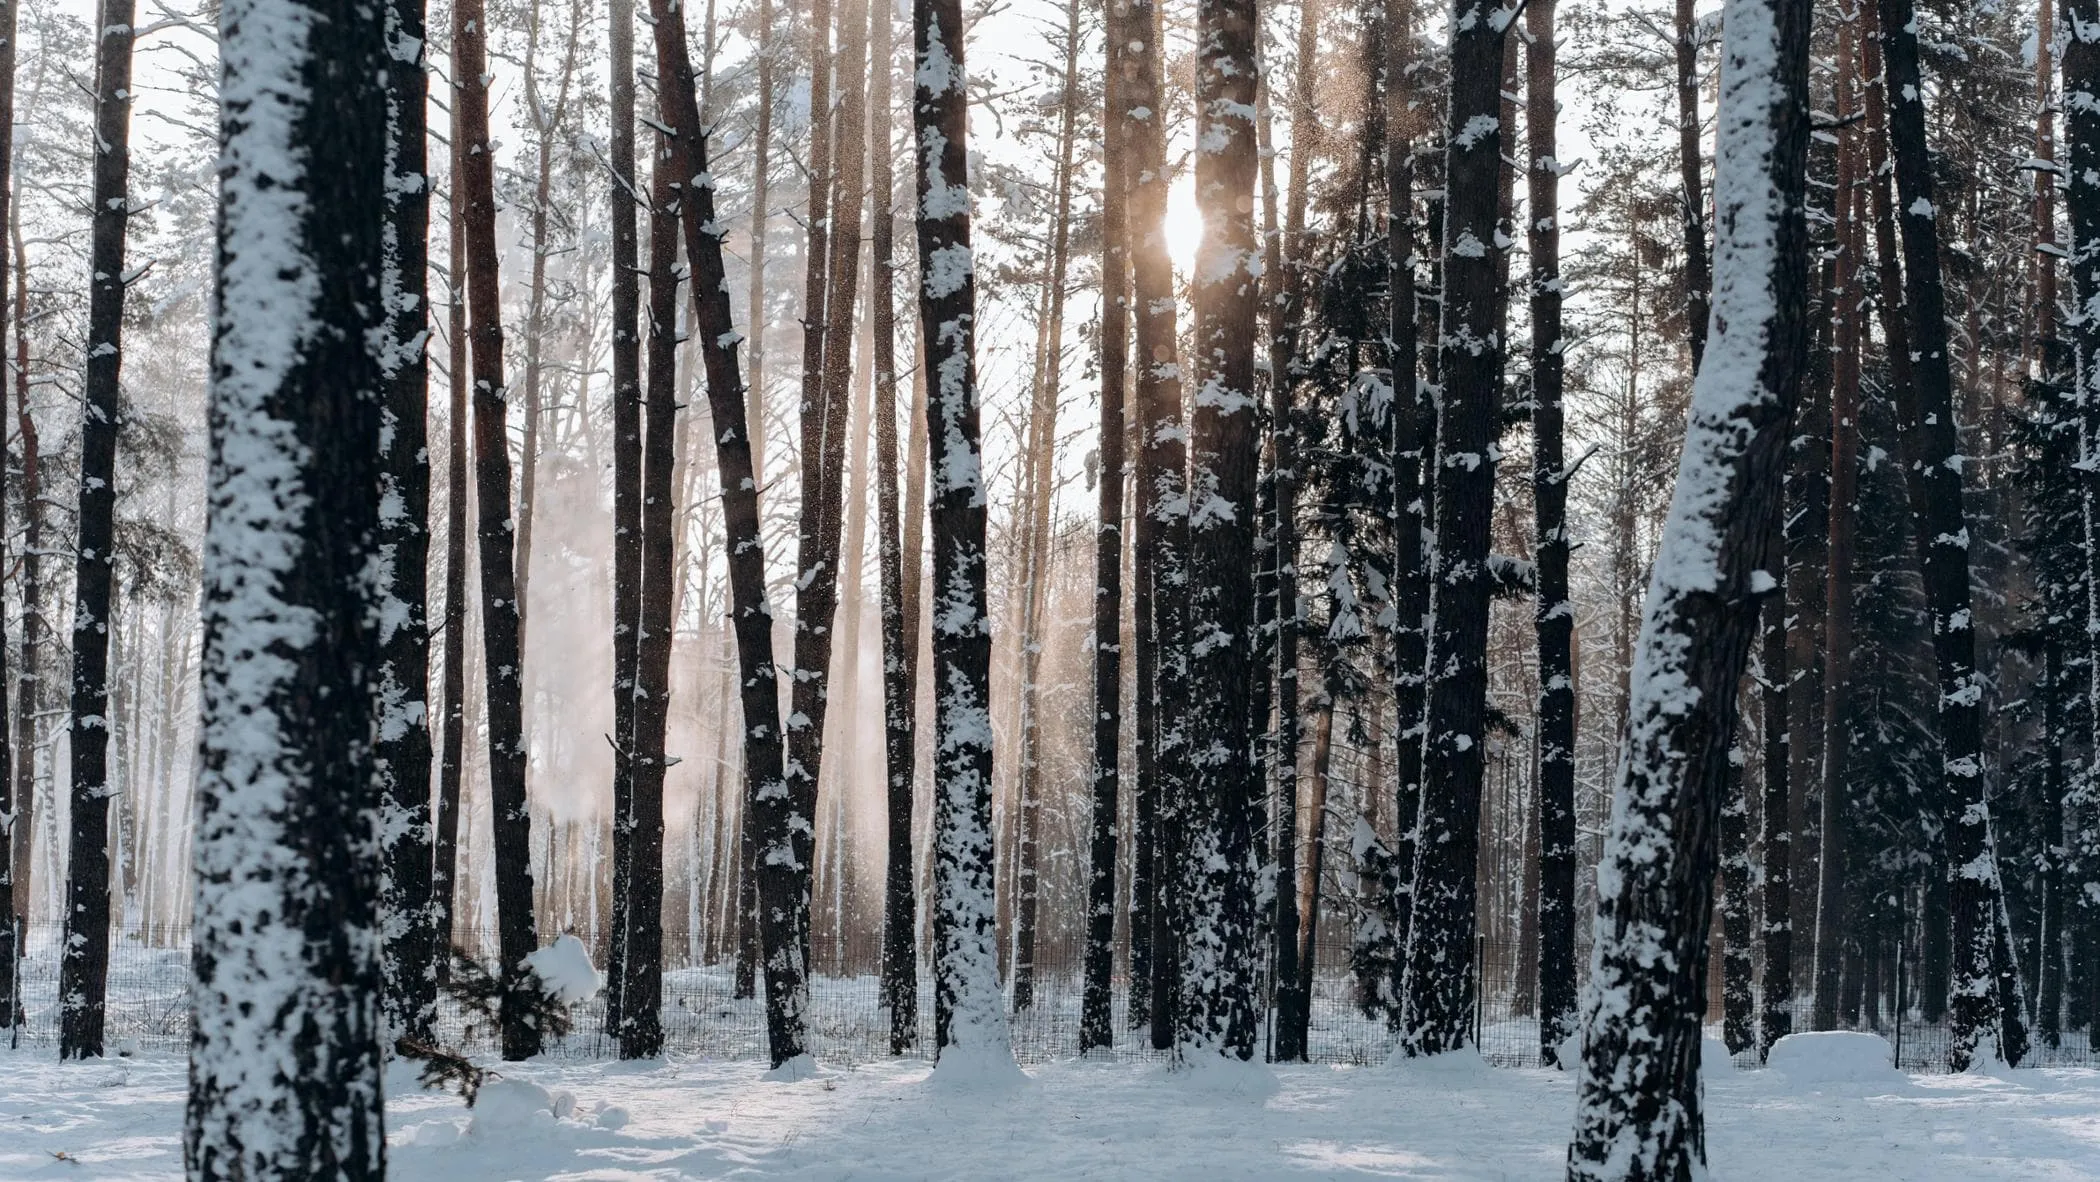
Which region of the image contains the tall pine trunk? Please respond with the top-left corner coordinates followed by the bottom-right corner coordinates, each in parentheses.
top-left (1875, 0), bottom-right (2021, 1069)
top-left (1758, 567), bottom-right (1791, 1062)
top-left (454, 0), bottom-right (543, 1060)
top-left (433, 138), bottom-right (471, 980)
top-left (0, 0), bottom-right (17, 1032)
top-left (1568, 0), bottom-right (1810, 1166)
top-left (1083, 0), bottom-right (1128, 1052)
top-left (377, 0), bottom-right (437, 1044)
top-left (870, 0), bottom-right (919, 1055)
top-left (2066, 0), bottom-right (2100, 1060)
top-left (9, 215), bottom-right (37, 981)
top-left (1400, 0), bottom-right (1510, 1058)
top-left (1525, 0), bottom-right (1576, 1066)
top-left (912, 0), bottom-right (1013, 1072)
top-left (651, 0), bottom-right (812, 1066)
top-left (605, 0), bottom-right (644, 1037)
top-left (1176, 0), bottom-right (1263, 1063)
top-left (59, 0), bottom-right (136, 1060)
top-left (185, 0), bottom-right (389, 1163)
top-left (1674, 0), bottom-right (1710, 369)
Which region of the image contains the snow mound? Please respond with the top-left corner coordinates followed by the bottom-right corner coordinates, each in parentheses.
top-left (469, 1078), bottom-right (557, 1135)
top-left (1384, 1046), bottom-right (1494, 1082)
top-left (403, 1118), bottom-right (463, 1147)
top-left (1768, 1033), bottom-right (1903, 1088)
top-left (767, 1053), bottom-right (820, 1083)
top-left (595, 1104), bottom-right (631, 1131)
top-left (1554, 1031), bottom-right (1581, 1072)
top-left (928, 1044), bottom-right (1027, 1091)
top-left (1702, 1035), bottom-right (1736, 1081)
top-left (525, 934), bottom-right (603, 1004)
top-left (1164, 1052), bottom-right (1279, 1099)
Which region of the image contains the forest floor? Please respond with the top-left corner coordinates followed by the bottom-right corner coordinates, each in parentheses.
top-left (4, 1045), bottom-right (2099, 1179)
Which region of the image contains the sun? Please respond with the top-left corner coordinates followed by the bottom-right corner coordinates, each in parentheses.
top-left (1166, 172), bottom-right (1203, 276)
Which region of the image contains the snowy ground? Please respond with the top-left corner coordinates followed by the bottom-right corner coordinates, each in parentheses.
top-left (5, 1047), bottom-right (2100, 1179)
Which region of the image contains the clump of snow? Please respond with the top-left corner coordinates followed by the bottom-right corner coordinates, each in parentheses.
top-left (767, 1053), bottom-right (819, 1083)
top-left (548, 1088), bottom-right (578, 1119)
top-left (1555, 1030), bottom-right (1582, 1071)
top-left (525, 934), bottom-right (603, 1005)
top-left (928, 1043), bottom-right (1027, 1091)
top-left (1768, 1033), bottom-right (1904, 1088)
top-left (1385, 1046), bottom-right (1496, 1083)
top-left (595, 1104), bottom-right (631, 1131)
top-left (403, 1118), bottom-right (463, 1147)
top-left (1163, 1053), bottom-right (1278, 1099)
top-left (469, 1078), bottom-right (557, 1135)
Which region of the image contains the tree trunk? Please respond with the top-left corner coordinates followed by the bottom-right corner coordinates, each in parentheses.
top-left (746, 0), bottom-right (775, 483)
top-left (1675, 0), bottom-right (1710, 369)
top-left (377, 0), bottom-right (437, 1044)
top-left (2066, 0), bottom-right (2100, 1059)
top-left (433, 132), bottom-right (471, 982)
top-left (651, 0), bottom-right (811, 1066)
top-left (1876, 0), bottom-right (2019, 1070)
top-left (185, 0), bottom-right (389, 1163)
top-left (1525, 0), bottom-right (1576, 1066)
top-left (1399, 0), bottom-right (1510, 1059)
top-left (1124, 0), bottom-right (1187, 1050)
top-left (1758, 558), bottom-right (1791, 1061)
top-left (1814, 21), bottom-right (1864, 1032)
top-left (618, 117), bottom-right (681, 1060)
top-left (912, 0), bottom-right (1012, 1070)
top-left (869, 0), bottom-right (919, 1055)
top-left (1721, 753), bottom-right (1755, 1052)
top-left (1568, 0), bottom-right (1809, 1167)
top-left (454, 0), bottom-right (543, 1060)
top-left (0, 0), bottom-right (17, 1032)
top-left (59, 0), bottom-right (136, 1060)
top-left (605, 0), bottom-right (644, 1038)
top-left (1082, 0), bottom-right (1128, 1052)
top-left (9, 215), bottom-right (36, 968)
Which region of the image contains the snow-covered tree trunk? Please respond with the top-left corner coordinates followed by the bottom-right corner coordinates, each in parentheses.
top-left (454, 0), bottom-right (543, 1060)
top-left (1083, 0), bottom-right (1129, 1054)
top-left (912, 0), bottom-right (1012, 1072)
top-left (1757, 566), bottom-right (1791, 1062)
top-left (650, 0), bottom-right (812, 1069)
top-left (376, 0), bottom-right (437, 1046)
top-left (870, 0), bottom-right (920, 1056)
top-left (58, 0), bottom-right (137, 1062)
top-left (1123, 0), bottom-right (1187, 1047)
top-left (1876, 0), bottom-right (2020, 1071)
top-left (604, 0), bottom-right (644, 1040)
top-left (0, 0), bottom-right (18, 1035)
top-left (1176, 0), bottom-right (1263, 1064)
top-left (1400, 0), bottom-right (1512, 1060)
top-left (1674, 0), bottom-right (1709, 370)
top-left (2066, 0), bottom-right (2100, 1044)
top-left (1720, 755), bottom-right (1755, 1052)
top-left (1524, 0), bottom-right (1576, 1067)
top-left (8, 230), bottom-right (36, 985)
top-left (1567, 0), bottom-right (1809, 1168)
top-left (186, 0), bottom-right (389, 1165)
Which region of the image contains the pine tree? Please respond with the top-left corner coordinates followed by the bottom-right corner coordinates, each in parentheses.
top-left (0, 0), bottom-right (18, 1035)
top-left (1525, 0), bottom-right (1577, 1067)
top-left (58, 0), bottom-right (137, 1061)
top-left (185, 0), bottom-right (389, 1163)
top-left (1568, 0), bottom-right (1810, 1166)
top-left (912, 0), bottom-right (1012, 1071)
top-left (432, 134), bottom-right (471, 980)
top-left (376, 0), bottom-right (437, 1046)
top-left (649, 0), bottom-right (812, 1068)
top-left (455, 0), bottom-right (544, 1059)
top-left (1876, 0), bottom-right (2022, 1069)
top-left (1401, 0), bottom-right (1513, 1059)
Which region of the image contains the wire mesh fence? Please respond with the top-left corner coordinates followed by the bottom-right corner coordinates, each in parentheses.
top-left (4, 922), bottom-right (2095, 1071)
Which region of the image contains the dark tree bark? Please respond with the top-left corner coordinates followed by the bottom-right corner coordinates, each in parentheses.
top-left (1264, 0), bottom-right (1321, 1063)
top-left (1674, 0), bottom-right (1710, 369)
top-left (1758, 549), bottom-right (1791, 1061)
top-left (185, 0), bottom-right (389, 1164)
top-left (1814, 23), bottom-right (1864, 1032)
top-left (745, 0), bottom-right (775, 481)
top-left (1876, 0), bottom-right (2020, 1070)
top-left (1123, 0), bottom-right (1186, 1048)
top-left (1175, 0), bottom-right (1263, 1063)
top-left (912, 0), bottom-right (1010, 1068)
top-left (377, 0), bottom-right (437, 1045)
top-left (1721, 755), bottom-right (1755, 1052)
top-left (2032, 0), bottom-right (2064, 1052)
top-left (1525, 0), bottom-right (1576, 1067)
top-left (604, 0), bottom-right (644, 1039)
top-left (1082, 0), bottom-right (1129, 1055)
top-left (2067, 0), bottom-right (2100, 1056)
top-left (870, 0), bottom-right (919, 1056)
top-left (652, 0), bottom-right (810, 1066)
top-left (1399, 0), bottom-right (1511, 1059)
top-left (59, 0), bottom-right (136, 1061)
top-left (454, 0), bottom-right (543, 1060)
top-left (617, 116), bottom-right (681, 1061)
top-left (0, 0), bottom-right (18, 1033)
top-left (8, 220), bottom-right (33, 973)
top-left (433, 134), bottom-right (471, 980)
top-left (1567, 0), bottom-right (1810, 1168)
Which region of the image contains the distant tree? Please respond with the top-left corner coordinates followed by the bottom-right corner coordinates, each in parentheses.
top-left (58, 0), bottom-right (137, 1061)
